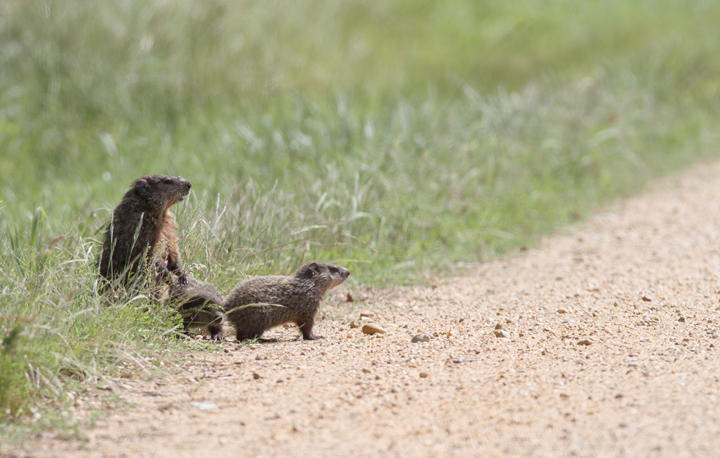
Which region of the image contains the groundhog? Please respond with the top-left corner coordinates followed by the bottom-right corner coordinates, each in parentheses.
top-left (224, 261), bottom-right (350, 341)
top-left (98, 174), bottom-right (191, 290)
top-left (169, 277), bottom-right (224, 341)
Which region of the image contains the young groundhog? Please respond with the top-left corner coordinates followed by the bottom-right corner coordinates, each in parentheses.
top-left (169, 277), bottom-right (224, 341)
top-left (98, 174), bottom-right (191, 289)
top-left (224, 261), bottom-right (350, 341)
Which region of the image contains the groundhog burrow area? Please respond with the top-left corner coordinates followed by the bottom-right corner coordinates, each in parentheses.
top-left (12, 160), bottom-right (720, 458)
top-left (98, 174), bottom-right (351, 343)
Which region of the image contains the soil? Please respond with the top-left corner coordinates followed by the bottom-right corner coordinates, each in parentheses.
top-left (5, 159), bottom-right (720, 458)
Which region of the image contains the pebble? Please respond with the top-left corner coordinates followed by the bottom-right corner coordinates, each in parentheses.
top-left (190, 402), bottom-right (218, 410)
top-left (494, 323), bottom-right (504, 330)
top-left (362, 323), bottom-right (387, 335)
top-left (419, 372), bottom-right (429, 378)
top-left (577, 339), bottom-right (593, 346)
top-left (360, 310), bottom-right (375, 318)
top-left (349, 321), bottom-right (360, 329)
top-left (252, 372), bottom-right (262, 379)
top-left (641, 295), bottom-right (653, 302)
top-left (557, 309), bottom-right (568, 314)
top-left (493, 330), bottom-right (510, 338)
top-left (411, 333), bottom-right (431, 343)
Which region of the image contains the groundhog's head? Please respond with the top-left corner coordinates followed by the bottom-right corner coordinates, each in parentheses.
top-left (131, 174), bottom-right (192, 209)
top-left (295, 261), bottom-right (350, 293)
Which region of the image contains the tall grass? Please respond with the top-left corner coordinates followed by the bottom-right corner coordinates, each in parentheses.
top-left (2, 0), bottom-right (720, 429)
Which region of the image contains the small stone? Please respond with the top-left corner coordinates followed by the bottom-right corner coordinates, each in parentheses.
top-left (678, 317), bottom-right (686, 323)
top-left (577, 339), bottom-right (593, 346)
top-left (190, 402), bottom-right (218, 410)
top-left (557, 309), bottom-right (568, 314)
top-left (360, 310), bottom-right (375, 318)
top-left (362, 323), bottom-right (387, 335)
top-left (346, 292), bottom-right (354, 302)
top-left (494, 323), bottom-right (503, 330)
top-left (411, 333), bottom-right (431, 343)
top-left (349, 321), bottom-right (360, 329)
top-left (641, 295), bottom-right (652, 302)
top-left (252, 372), bottom-right (261, 380)
top-left (628, 361), bottom-right (639, 367)
top-left (493, 330), bottom-right (510, 338)
top-left (361, 367), bottom-right (371, 373)
top-left (419, 372), bottom-right (429, 378)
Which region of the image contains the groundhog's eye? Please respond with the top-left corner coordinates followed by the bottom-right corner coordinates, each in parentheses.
top-left (163, 179), bottom-right (173, 184)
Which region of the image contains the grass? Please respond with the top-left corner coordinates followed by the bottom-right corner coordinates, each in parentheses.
top-left (2, 0), bottom-right (720, 438)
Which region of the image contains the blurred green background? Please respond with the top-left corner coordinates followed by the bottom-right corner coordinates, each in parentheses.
top-left (2, 0), bottom-right (720, 426)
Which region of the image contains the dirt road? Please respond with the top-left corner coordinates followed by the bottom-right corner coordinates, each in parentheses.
top-left (6, 160), bottom-right (720, 458)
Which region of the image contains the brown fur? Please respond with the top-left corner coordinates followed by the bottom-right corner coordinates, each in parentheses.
top-left (98, 174), bottom-right (191, 289)
top-left (169, 278), bottom-right (224, 341)
top-left (224, 261), bottom-right (350, 341)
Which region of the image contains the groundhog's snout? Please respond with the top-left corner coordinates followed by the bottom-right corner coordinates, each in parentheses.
top-left (329, 265), bottom-right (350, 289)
top-left (177, 178), bottom-right (191, 199)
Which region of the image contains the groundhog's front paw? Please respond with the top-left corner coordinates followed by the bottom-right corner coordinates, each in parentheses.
top-left (178, 273), bottom-right (188, 285)
top-left (303, 334), bottom-right (323, 340)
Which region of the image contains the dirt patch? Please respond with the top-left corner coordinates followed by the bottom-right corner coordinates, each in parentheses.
top-left (6, 160), bottom-right (720, 457)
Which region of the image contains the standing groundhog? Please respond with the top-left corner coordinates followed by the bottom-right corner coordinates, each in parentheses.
top-left (98, 174), bottom-right (191, 289)
top-left (169, 277), bottom-right (224, 341)
top-left (224, 261), bottom-right (350, 341)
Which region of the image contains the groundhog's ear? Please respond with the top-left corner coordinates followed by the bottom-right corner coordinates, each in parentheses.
top-left (308, 261), bottom-right (320, 275)
top-left (134, 179), bottom-right (149, 196)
